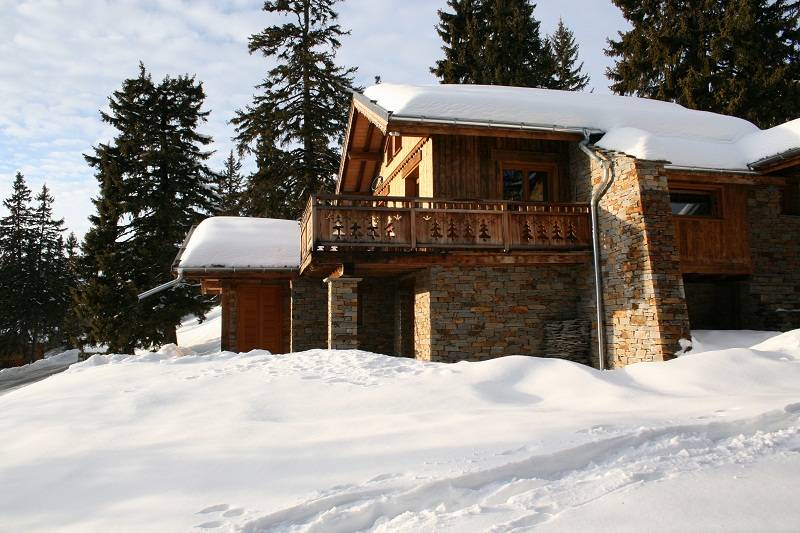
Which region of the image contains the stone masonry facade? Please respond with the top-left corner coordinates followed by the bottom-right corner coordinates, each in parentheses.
top-left (591, 153), bottom-right (691, 366)
top-left (412, 264), bottom-right (593, 364)
top-left (742, 185), bottom-right (800, 330)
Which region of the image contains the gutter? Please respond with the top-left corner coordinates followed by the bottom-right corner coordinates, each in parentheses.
top-left (180, 266), bottom-right (298, 274)
top-left (137, 224), bottom-right (197, 301)
top-left (663, 164), bottom-right (758, 175)
top-left (578, 136), bottom-right (616, 371)
top-left (748, 147), bottom-right (800, 171)
top-left (389, 114), bottom-right (603, 136)
top-left (138, 270), bottom-right (184, 300)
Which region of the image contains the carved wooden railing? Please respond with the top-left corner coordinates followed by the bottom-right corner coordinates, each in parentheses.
top-left (300, 194), bottom-right (591, 264)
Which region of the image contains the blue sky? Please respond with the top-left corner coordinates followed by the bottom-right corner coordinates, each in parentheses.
top-left (0, 0), bottom-right (628, 237)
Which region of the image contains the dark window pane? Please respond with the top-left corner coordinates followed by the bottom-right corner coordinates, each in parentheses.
top-left (527, 171), bottom-right (548, 201)
top-left (503, 169), bottom-right (523, 201)
top-left (670, 192), bottom-right (713, 216)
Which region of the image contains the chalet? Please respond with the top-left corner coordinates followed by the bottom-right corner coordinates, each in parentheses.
top-left (170, 84), bottom-right (800, 369)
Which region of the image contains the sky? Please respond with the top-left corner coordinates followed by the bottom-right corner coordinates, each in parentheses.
top-left (0, 0), bottom-right (628, 237)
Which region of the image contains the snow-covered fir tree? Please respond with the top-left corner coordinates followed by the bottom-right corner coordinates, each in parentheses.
top-left (232, 0), bottom-right (358, 219)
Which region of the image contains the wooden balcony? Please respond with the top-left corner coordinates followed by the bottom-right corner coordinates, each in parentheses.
top-left (300, 194), bottom-right (592, 272)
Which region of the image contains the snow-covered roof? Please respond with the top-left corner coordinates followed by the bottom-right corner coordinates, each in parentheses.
top-left (177, 217), bottom-right (300, 271)
top-left (362, 83), bottom-right (800, 171)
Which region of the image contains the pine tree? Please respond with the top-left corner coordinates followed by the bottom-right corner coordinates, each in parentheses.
top-left (431, 0), bottom-right (555, 87)
top-left (712, 0), bottom-right (800, 127)
top-left (27, 185), bottom-right (68, 361)
top-left (60, 232), bottom-right (85, 349)
top-left (606, 0), bottom-right (800, 128)
top-left (78, 65), bottom-right (215, 353)
top-left (431, 0), bottom-right (485, 83)
top-left (233, 0), bottom-right (358, 219)
top-left (214, 151), bottom-right (245, 216)
top-left (548, 19), bottom-right (590, 91)
top-left (0, 173), bottom-right (35, 358)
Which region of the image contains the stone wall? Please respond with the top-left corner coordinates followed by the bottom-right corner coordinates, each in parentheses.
top-left (412, 264), bottom-right (593, 363)
top-left (593, 153), bottom-right (691, 366)
top-left (290, 277), bottom-right (327, 351)
top-left (742, 185), bottom-right (800, 330)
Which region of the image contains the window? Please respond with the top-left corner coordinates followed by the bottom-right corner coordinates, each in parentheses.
top-left (501, 163), bottom-right (550, 201)
top-left (670, 191), bottom-right (716, 217)
top-left (386, 134), bottom-right (403, 164)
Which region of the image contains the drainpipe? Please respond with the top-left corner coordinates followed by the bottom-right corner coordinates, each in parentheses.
top-left (137, 270), bottom-right (185, 300)
top-left (578, 136), bottom-right (616, 371)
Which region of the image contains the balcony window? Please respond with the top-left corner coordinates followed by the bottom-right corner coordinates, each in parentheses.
top-left (501, 163), bottom-right (549, 201)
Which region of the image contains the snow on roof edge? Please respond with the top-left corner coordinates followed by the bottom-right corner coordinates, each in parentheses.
top-left (362, 83), bottom-right (800, 171)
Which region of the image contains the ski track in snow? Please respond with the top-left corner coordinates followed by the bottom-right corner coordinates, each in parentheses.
top-left (203, 404), bottom-right (800, 533)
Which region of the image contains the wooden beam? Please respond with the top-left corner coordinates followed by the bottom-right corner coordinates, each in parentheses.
top-left (348, 152), bottom-right (382, 162)
top-left (388, 120), bottom-right (584, 141)
top-left (302, 250), bottom-right (592, 277)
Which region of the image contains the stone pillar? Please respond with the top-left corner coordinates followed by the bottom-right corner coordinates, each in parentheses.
top-left (594, 155), bottom-right (691, 367)
top-left (326, 277), bottom-right (361, 350)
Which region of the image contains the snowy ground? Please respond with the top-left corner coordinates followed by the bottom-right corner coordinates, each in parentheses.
top-left (0, 309), bottom-right (799, 532)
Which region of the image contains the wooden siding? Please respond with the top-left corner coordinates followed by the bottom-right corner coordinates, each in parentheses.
top-left (670, 180), bottom-right (752, 274)
top-left (430, 135), bottom-right (570, 200)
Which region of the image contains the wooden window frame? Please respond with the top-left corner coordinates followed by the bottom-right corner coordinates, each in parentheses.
top-left (499, 160), bottom-right (559, 202)
top-left (669, 186), bottom-right (723, 219)
top-left (385, 134), bottom-right (403, 164)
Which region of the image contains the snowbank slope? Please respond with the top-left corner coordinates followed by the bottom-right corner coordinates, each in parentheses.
top-left (0, 329), bottom-right (798, 532)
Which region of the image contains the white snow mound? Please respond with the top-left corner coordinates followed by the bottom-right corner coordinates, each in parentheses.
top-left (0, 328), bottom-right (798, 532)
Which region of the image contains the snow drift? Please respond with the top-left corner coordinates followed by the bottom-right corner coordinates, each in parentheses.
top-left (0, 321), bottom-right (798, 532)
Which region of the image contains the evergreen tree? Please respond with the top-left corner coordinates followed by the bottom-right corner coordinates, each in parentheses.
top-left (233, 0), bottom-right (358, 219)
top-left (606, 0), bottom-right (800, 128)
top-left (712, 0), bottom-right (800, 127)
top-left (214, 151), bottom-right (245, 216)
top-left (431, 0), bottom-right (555, 87)
top-left (548, 18), bottom-right (590, 91)
top-left (27, 185), bottom-right (67, 361)
top-left (77, 65), bottom-right (215, 353)
top-left (431, 0), bottom-right (485, 83)
top-left (60, 232), bottom-right (85, 349)
top-left (0, 173), bottom-right (35, 357)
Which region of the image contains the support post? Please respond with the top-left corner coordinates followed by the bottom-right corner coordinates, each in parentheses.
top-left (325, 276), bottom-right (362, 350)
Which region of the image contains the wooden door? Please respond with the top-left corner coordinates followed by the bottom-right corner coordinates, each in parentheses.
top-left (236, 285), bottom-right (284, 353)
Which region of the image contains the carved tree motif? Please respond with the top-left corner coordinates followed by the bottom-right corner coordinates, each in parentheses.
top-left (566, 222), bottom-right (578, 243)
top-left (536, 221), bottom-right (549, 241)
top-left (430, 219), bottom-right (443, 239)
top-left (552, 221), bottom-right (563, 241)
top-left (464, 220), bottom-right (475, 240)
top-left (479, 219), bottom-right (491, 241)
top-left (333, 216), bottom-right (344, 241)
top-left (350, 220), bottom-right (363, 239)
top-left (385, 216), bottom-right (396, 239)
top-left (367, 216), bottom-right (379, 240)
top-left (447, 219), bottom-right (458, 240)
top-left (522, 220), bottom-right (533, 242)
